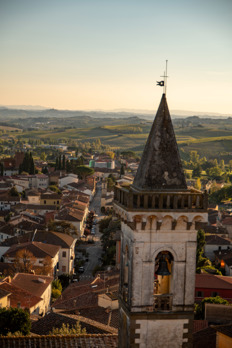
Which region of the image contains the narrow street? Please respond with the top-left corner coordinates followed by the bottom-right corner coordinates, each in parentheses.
top-left (78, 182), bottom-right (105, 280)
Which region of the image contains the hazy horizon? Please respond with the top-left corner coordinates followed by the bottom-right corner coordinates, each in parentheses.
top-left (0, 103), bottom-right (231, 118)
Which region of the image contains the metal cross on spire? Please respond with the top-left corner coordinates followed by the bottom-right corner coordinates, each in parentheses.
top-left (156, 60), bottom-right (169, 94)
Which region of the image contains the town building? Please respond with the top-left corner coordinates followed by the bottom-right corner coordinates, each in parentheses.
top-left (114, 93), bottom-right (208, 347)
top-left (195, 274), bottom-right (232, 303)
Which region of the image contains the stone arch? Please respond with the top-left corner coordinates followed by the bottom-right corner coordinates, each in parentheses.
top-left (160, 215), bottom-right (173, 230)
top-left (133, 214), bottom-right (143, 230)
top-left (190, 214), bottom-right (205, 223)
top-left (154, 250), bottom-right (174, 305)
top-left (152, 246), bottom-right (178, 263)
top-left (191, 215), bottom-right (205, 230)
top-left (147, 215), bottom-right (158, 230)
top-left (176, 215), bottom-right (188, 230)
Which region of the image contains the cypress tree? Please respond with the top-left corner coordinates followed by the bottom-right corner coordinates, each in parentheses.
top-left (62, 155), bottom-right (66, 170)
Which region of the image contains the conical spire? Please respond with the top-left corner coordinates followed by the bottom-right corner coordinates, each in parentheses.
top-left (132, 94), bottom-right (187, 191)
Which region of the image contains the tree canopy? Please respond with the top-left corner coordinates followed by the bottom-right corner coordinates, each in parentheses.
top-left (19, 152), bottom-right (35, 174)
top-left (0, 307), bottom-right (31, 336)
top-left (49, 322), bottom-right (86, 335)
top-left (73, 165), bottom-right (94, 179)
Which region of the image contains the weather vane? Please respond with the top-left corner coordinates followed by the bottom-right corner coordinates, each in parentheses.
top-left (156, 60), bottom-right (169, 94)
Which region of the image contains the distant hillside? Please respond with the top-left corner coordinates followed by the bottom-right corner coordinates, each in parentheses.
top-left (0, 107), bottom-right (231, 123)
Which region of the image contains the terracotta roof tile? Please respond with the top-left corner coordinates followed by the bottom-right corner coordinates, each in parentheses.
top-left (52, 274), bottom-right (119, 310)
top-left (193, 326), bottom-right (216, 348)
top-left (4, 241), bottom-right (60, 259)
top-left (205, 235), bottom-right (232, 245)
top-left (0, 281), bottom-right (42, 309)
top-left (222, 217), bottom-right (232, 225)
top-left (215, 324), bottom-right (232, 338)
top-left (0, 287), bottom-right (11, 299)
top-left (41, 193), bottom-right (61, 200)
top-left (0, 230), bottom-right (75, 248)
top-left (31, 312), bottom-right (110, 335)
top-left (11, 273), bottom-right (53, 298)
top-left (195, 274), bottom-right (232, 289)
top-left (77, 307), bottom-right (119, 329)
top-left (0, 334), bottom-right (118, 348)
top-left (193, 320), bottom-right (208, 333)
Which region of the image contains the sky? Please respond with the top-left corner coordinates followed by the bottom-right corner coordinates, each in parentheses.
top-left (0, 0), bottom-right (232, 114)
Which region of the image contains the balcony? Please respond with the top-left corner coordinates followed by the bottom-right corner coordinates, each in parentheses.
top-left (114, 185), bottom-right (208, 212)
top-left (153, 294), bottom-right (173, 311)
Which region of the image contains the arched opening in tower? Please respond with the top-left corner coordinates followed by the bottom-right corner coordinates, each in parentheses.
top-left (154, 251), bottom-right (174, 311)
top-left (154, 251), bottom-right (173, 294)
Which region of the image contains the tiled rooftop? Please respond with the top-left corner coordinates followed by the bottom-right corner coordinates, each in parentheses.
top-left (0, 281), bottom-right (42, 309)
top-left (195, 274), bottom-right (232, 289)
top-left (31, 312), bottom-right (115, 335)
top-left (4, 241), bottom-right (60, 259)
top-left (0, 334), bottom-right (118, 348)
top-left (11, 273), bottom-right (53, 298)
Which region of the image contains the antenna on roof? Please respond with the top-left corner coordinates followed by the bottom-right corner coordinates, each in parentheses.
top-left (161, 60), bottom-right (169, 95)
top-left (157, 60), bottom-right (169, 94)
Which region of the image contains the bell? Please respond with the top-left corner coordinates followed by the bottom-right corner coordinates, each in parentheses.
top-left (156, 256), bottom-right (171, 276)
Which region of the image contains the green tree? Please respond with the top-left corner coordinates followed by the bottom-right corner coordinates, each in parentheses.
top-left (192, 165), bottom-right (202, 178)
top-left (52, 279), bottom-right (62, 292)
top-left (196, 229), bottom-right (205, 266)
top-left (9, 186), bottom-right (20, 197)
top-left (196, 230), bottom-right (221, 274)
top-left (120, 164), bottom-right (125, 177)
top-left (0, 163), bottom-right (3, 176)
top-left (48, 185), bottom-right (61, 194)
top-left (52, 288), bottom-right (61, 299)
top-left (19, 152), bottom-right (35, 174)
top-left (229, 160), bottom-right (232, 172)
top-left (207, 166), bottom-right (223, 178)
top-left (58, 274), bottom-right (71, 289)
top-left (99, 216), bottom-right (112, 233)
top-left (190, 151), bottom-right (199, 164)
top-left (62, 155), bottom-right (66, 170)
top-left (0, 307), bottom-right (31, 336)
top-left (195, 178), bottom-right (201, 190)
top-left (40, 152), bottom-right (46, 161)
top-left (74, 165), bottom-right (94, 180)
top-left (49, 322), bottom-right (86, 335)
top-left (58, 155), bottom-right (62, 170)
top-left (219, 159), bottom-right (225, 171)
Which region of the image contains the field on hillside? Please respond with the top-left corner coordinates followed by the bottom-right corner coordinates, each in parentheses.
top-left (2, 116), bottom-right (232, 161)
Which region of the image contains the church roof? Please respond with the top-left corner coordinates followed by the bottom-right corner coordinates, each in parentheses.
top-left (132, 94), bottom-right (187, 191)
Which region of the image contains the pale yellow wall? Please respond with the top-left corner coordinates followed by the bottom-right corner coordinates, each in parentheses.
top-left (0, 295), bottom-right (9, 308)
top-left (40, 198), bottom-right (61, 206)
top-left (217, 332), bottom-right (232, 348)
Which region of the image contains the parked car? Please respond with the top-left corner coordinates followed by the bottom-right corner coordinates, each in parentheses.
top-left (78, 266), bottom-right (85, 273)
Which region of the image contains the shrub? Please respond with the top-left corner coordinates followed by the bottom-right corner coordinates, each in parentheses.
top-left (52, 288), bottom-right (61, 299)
top-left (49, 323), bottom-right (86, 335)
top-left (0, 307), bottom-right (31, 336)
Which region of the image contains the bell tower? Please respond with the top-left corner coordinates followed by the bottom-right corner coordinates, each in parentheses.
top-left (114, 94), bottom-right (208, 348)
